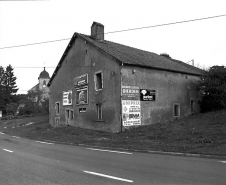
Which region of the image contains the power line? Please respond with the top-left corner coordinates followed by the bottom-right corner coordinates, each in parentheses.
top-left (105, 14), bottom-right (226, 35)
top-left (0, 14), bottom-right (225, 50)
top-left (1, 66), bottom-right (93, 68)
top-left (0, 38), bottom-right (70, 49)
top-left (1, 67), bottom-right (55, 68)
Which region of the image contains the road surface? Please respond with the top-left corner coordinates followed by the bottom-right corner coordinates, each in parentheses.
top-left (0, 132), bottom-right (225, 185)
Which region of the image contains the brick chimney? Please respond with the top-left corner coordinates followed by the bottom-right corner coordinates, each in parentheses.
top-left (91, 22), bottom-right (104, 40)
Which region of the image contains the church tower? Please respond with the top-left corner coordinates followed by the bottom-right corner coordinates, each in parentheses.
top-left (38, 67), bottom-right (50, 90)
top-left (38, 67), bottom-right (50, 99)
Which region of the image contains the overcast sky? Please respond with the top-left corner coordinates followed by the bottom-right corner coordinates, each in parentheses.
top-left (0, 0), bottom-right (226, 94)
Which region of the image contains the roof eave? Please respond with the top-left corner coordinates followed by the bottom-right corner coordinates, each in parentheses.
top-left (123, 62), bottom-right (203, 76)
top-left (47, 33), bottom-right (123, 87)
top-left (47, 33), bottom-right (77, 87)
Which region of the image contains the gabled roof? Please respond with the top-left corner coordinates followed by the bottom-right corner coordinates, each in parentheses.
top-left (28, 83), bottom-right (39, 92)
top-left (48, 32), bottom-right (203, 86)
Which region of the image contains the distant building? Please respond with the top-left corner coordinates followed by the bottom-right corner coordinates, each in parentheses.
top-left (47, 22), bottom-right (203, 132)
top-left (28, 67), bottom-right (50, 102)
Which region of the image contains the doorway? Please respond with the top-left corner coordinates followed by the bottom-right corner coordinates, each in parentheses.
top-left (65, 109), bottom-right (70, 125)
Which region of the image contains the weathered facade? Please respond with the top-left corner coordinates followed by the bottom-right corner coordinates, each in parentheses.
top-left (48, 22), bottom-right (203, 132)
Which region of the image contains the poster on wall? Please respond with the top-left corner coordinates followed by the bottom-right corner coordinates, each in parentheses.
top-left (122, 100), bottom-right (141, 126)
top-left (63, 90), bottom-right (72, 106)
top-left (79, 108), bottom-right (86, 113)
top-left (121, 86), bottom-right (140, 100)
top-left (140, 89), bottom-right (156, 101)
top-left (76, 86), bottom-right (88, 105)
top-left (74, 74), bottom-right (88, 87)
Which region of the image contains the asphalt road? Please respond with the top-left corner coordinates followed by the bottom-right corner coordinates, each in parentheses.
top-left (0, 132), bottom-right (225, 185)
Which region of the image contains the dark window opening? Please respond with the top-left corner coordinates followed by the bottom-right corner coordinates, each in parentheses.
top-left (70, 110), bottom-right (74, 119)
top-left (191, 100), bottom-right (194, 113)
top-left (55, 102), bottom-right (60, 115)
top-left (174, 104), bottom-right (180, 117)
top-left (66, 109), bottom-right (70, 118)
top-left (96, 104), bottom-right (102, 120)
top-left (95, 72), bottom-right (103, 90)
top-left (65, 109), bottom-right (70, 125)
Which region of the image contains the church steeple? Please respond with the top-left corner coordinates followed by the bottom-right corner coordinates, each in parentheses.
top-left (38, 67), bottom-right (50, 79)
top-left (38, 67), bottom-right (50, 90)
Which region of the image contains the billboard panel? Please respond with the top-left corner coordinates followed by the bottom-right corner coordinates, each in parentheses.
top-left (122, 100), bottom-right (141, 126)
top-left (75, 86), bottom-right (88, 105)
top-left (63, 90), bottom-right (72, 106)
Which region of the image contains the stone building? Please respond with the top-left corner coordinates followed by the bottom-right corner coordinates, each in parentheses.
top-left (29, 67), bottom-right (50, 101)
top-left (47, 22), bottom-right (203, 132)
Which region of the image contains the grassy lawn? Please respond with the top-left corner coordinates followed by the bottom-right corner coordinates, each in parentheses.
top-left (0, 110), bottom-right (226, 156)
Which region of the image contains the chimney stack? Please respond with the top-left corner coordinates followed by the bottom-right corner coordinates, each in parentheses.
top-left (91, 22), bottom-right (104, 40)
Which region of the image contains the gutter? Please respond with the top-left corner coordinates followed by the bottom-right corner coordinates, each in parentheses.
top-left (122, 63), bottom-right (203, 77)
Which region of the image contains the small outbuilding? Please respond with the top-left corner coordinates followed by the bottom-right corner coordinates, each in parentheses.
top-left (47, 22), bottom-right (203, 132)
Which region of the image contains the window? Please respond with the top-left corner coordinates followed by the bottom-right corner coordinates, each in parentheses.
top-left (96, 103), bottom-right (102, 120)
top-left (65, 109), bottom-right (70, 125)
top-left (43, 80), bottom-right (46, 87)
top-left (94, 71), bottom-right (103, 91)
top-left (55, 102), bottom-right (60, 115)
top-left (191, 100), bottom-right (194, 113)
top-left (55, 117), bottom-right (60, 126)
top-left (173, 104), bottom-right (180, 117)
top-left (70, 110), bottom-right (74, 119)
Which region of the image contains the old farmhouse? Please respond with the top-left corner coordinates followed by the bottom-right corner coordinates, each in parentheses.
top-left (47, 22), bottom-right (203, 132)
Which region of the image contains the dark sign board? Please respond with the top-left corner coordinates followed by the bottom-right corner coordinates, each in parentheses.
top-left (75, 86), bottom-right (88, 105)
top-left (79, 108), bottom-right (86, 113)
top-left (140, 89), bottom-right (156, 101)
top-left (74, 74), bottom-right (88, 87)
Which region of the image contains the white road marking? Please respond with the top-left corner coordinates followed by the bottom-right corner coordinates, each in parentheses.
top-left (3, 149), bottom-right (13, 153)
top-left (84, 171), bottom-right (133, 183)
top-left (0, 132), bottom-right (5, 134)
top-left (219, 161), bottom-right (226, 164)
top-left (36, 141), bottom-right (53, 145)
top-left (12, 136), bottom-right (20, 138)
top-left (86, 148), bottom-right (132, 155)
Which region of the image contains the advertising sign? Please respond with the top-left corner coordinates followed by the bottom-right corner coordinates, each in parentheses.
top-left (122, 100), bottom-right (141, 126)
top-left (79, 108), bottom-right (86, 113)
top-left (121, 86), bottom-right (140, 100)
top-left (74, 74), bottom-right (88, 87)
top-left (63, 90), bottom-right (72, 106)
top-left (140, 89), bottom-right (156, 101)
top-left (76, 86), bottom-right (88, 105)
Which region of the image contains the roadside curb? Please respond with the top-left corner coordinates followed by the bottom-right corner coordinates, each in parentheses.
top-left (2, 131), bottom-right (226, 160)
top-left (42, 139), bottom-right (226, 160)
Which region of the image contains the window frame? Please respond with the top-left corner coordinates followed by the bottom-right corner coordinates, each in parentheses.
top-left (173, 103), bottom-right (180, 117)
top-left (96, 103), bottom-right (102, 120)
top-left (94, 71), bottom-right (103, 91)
top-left (55, 117), bottom-right (60, 126)
top-left (70, 109), bottom-right (74, 119)
top-left (55, 102), bottom-right (60, 115)
top-left (191, 100), bottom-right (194, 113)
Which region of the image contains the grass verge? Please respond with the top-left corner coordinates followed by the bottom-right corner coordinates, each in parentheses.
top-left (0, 110), bottom-right (226, 156)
